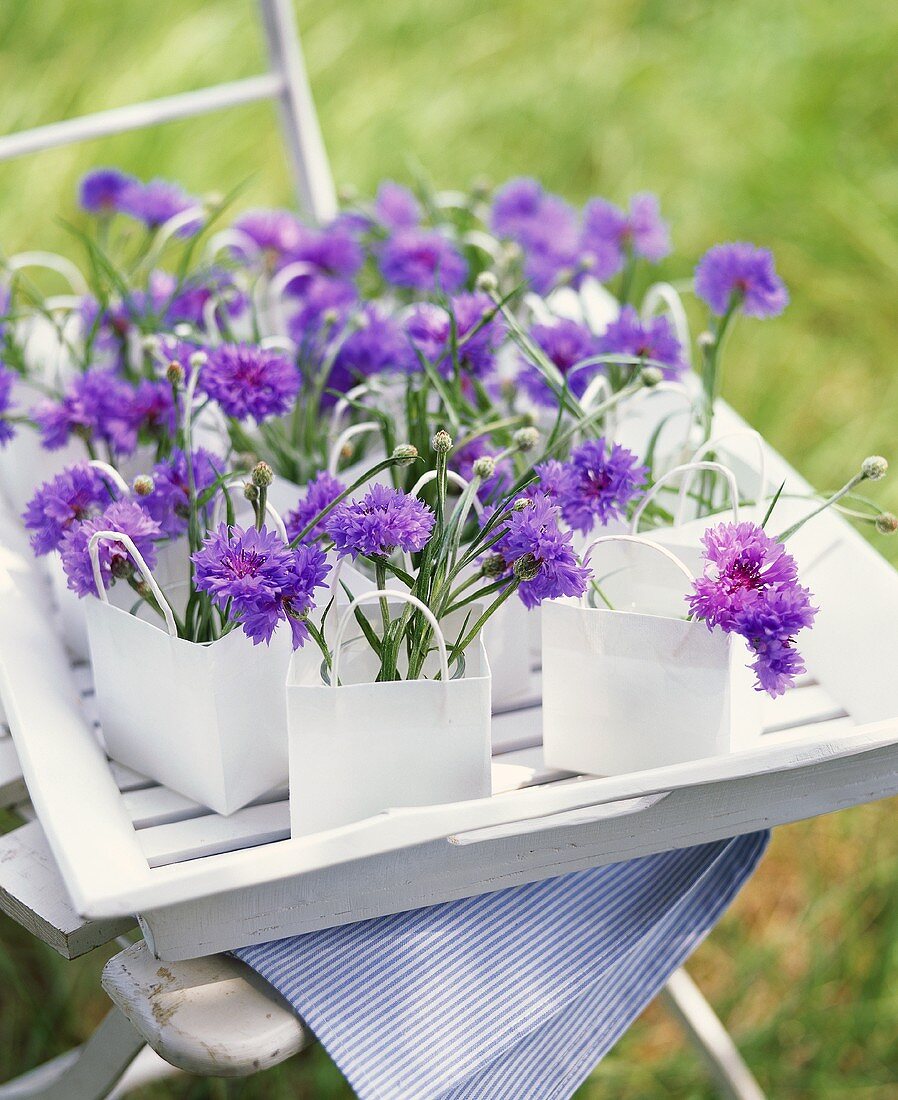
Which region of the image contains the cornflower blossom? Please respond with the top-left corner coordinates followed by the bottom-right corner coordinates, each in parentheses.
top-left (31, 369), bottom-right (134, 453)
top-left (489, 178), bottom-right (580, 293)
top-left (518, 319), bottom-right (601, 405)
top-left (378, 229), bottom-right (468, 294)
top-left (285, 472), bottom-right (346, 543)
top-left (199, 344), bottom-right (300, 423)
top-left (192, 524), bottom-right (330, 648)
top-left (688, 521), bottom-right (816, 696)
top-left (406, 293), bottom-right (505, 378)
top-left (105, 379), bottom-right (177, 456)
top-left (551, 440), bottom-right (648, 535)
top-left (331, 308), bottom-right (417, 387)
top-left (118, 178), bottom-right (203, 234)
top-left (232, 209), bottom-right (306, 260)
top-left (373, 182), bottom-right (421, 230)
top-left (326, 485), bottom-right (435, 558)
top-left (79, 168), bottom-right (134, 214)
top-left (23, 465), bottom-right (112, 555)
top-left (492, 497), bottom-right (590, 609)
top-left (580, 193), bottom-right (671, 280)
top-left (599, 306), bottom-right (686, 380)
top-left (286, 225), bottom-right (364, 286)
top-left (139, 449), bottom-right (220, 538)
top-left (694, 243), bottom-right (788, 318)
top-left (61, 500), bottom-right (162, 597)
top-left (287, 277), bottom-right (357, 348)
top-left (0, 365), bottom-right (16, 447)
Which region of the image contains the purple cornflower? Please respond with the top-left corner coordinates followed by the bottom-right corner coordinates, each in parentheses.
top-left (287, 277), bottom-right (357, 347)
top-left (490, 179), bottom-right (582, 294)
top-left (518, 319), bottom-right (601, 406)
top-left (283, 225), bottom-right (364, 289)
top-left (406, 293), bottom-right (505, 378)
top-left (374, 182), bottom-right (421, 230)
top-left (22, 465), bottom-right (112, 555)
top-left (554, 439), bottom-right (648, 535)
top-left (139, 449), bottom-right (220, 538)
top-left (0, 365), bottom-right (16, 447)
top-left (534, 459), bottom-right (578, 504)
top-left (326, 484), bottom-right (435, 558)
top-left (599, 306), bottom-right (686, 380)
top-left (232, 209), bottom-right (305, 260)
top-left (688, 521), bottom-right (816, 697)
top-left (106, 379), bottom-right (177, 455)
top-left (148, 269), bottom-right (246, 330)
top-left (694, 243), bottom-right (788, 318)
top-left (332, 307), bottom-right (417, 384)
top-left (61, 500), bottom-right (162, 597)
top-left (119, 178), bottom-right (203, 234)
top-left (379, 229), bottom-right (468, 294)
top-left (199, 343), bottom-right (300, 423)
top-left (580, 193), bottom-right (671, 280)
top-left (494, 497), bottom-right (590, 609)
top-left (79, 168), bottom-right (134, 214)
top-left (192, 524), bottom-right (329, 648)
top-left (31, 368), bottom-right (134, 454)
top-left (285, 471), bottom-right (346, 543)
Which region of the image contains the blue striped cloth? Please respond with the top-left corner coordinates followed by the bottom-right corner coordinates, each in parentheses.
top-left (237, 832), bottom-right (768, 1099)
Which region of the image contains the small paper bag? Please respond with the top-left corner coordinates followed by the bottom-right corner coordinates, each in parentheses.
top-left (288, 592), bottom-right (492, 836)
top-left (542, 535), bottom-right (761, 776)
top-left (84, 530), bottom-right (290, 815)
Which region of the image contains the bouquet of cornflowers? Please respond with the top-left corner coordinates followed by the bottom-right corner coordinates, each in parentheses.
top-left (5, 168), bottom-right (896, 703)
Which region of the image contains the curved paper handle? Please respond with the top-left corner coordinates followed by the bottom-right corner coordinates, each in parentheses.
top-left (641, 281), bottom-right (692, 361)
top-left (329, 379), bottom-right (387, 440)
top-left (327, 421), bottom-right (381, 476)
top-left (630, 460), bottom-right (740, 534)
top-left (688, 430), bottom-right (768, 514)
top-left (331, 589), bottom-right (449, 688)
top-left (87, 531), bottom-right (178, 639)
top-left (581, 533), bottom-right (696, 604)
top-left (409, 469), bottom-right (485, 520)
top-left (86, 460), bottom-right (131, 497)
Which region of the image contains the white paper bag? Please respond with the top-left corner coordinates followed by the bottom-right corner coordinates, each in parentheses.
top-left (288, 590), bottom-right (492, 835)
top-left (85, 531), bottom-right (291, 814)
top-left (542, 535), bottom-right (761, 776)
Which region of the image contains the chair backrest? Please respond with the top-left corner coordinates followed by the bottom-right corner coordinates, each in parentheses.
top-left (0, 0), bottom-right (336, 223)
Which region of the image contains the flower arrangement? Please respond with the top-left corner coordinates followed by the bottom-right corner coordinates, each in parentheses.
top-left (2, 167), bottom-right (894, 715)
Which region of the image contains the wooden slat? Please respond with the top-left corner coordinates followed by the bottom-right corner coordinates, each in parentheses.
top-left (0, 820), bottom-right (134, 958)
top-left (0, 736), bottom-right (26, 810)
top-left (760, 683), bottom-right (847, 734)
top-left (139, 802), bottom-right (291, 867)
top-left (123, 783), bottom-right (288, 830)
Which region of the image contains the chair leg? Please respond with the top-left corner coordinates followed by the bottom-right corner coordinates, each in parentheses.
top-left (0, 1007), bottom-right (147, 1100)
top-left (659, 968), bottom-right (767, 1100)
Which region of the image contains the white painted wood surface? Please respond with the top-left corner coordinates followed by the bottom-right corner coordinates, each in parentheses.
top-left (102, 942), bottom-right (311, 1077)
top-left (2, 404), bottom-right (898, 959)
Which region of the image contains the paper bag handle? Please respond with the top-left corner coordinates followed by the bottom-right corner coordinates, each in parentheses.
top-left (331, 589), bottom-right (449, 687)
top-left (327, 421), bottom-right (381, 476)
top-left (581, 534), bottom-right (696, 602)
top-left (687, 430), bottom-right (768, 514)
top-left (87, 531), bottom-right (178, 639)
top-left (630, 460), bottom-right (739, 534)
top-left (87, 460), bottom-right (131, 497)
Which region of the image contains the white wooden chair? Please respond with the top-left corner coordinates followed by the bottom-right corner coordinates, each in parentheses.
top-left (0, 2), bottom-right (768, 1095)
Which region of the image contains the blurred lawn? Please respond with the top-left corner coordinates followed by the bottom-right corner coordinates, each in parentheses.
top-left (1, 0), bottom-right (898, 1096)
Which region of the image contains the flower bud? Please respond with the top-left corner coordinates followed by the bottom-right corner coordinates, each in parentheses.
top-left (513, 426), bottom-right (540, 452)
top-left (503, 241), bottom-right (522, 264)
top-left (513, 552), bottom-right (541, 582)
top-left (392, 443), bottom-right (419, 467)
top-left (142, 334), bottom-right (160, 352)
top-left (251, 461), bottom-right (274, 489)
top-left (132, 475), bottom-right (154, 497)
top-left (243, 482), bottom-right (259, 503)
top-left (322, 308), bottom-right (341, 328)
top-left (697, 331), bottom-right (715, 350)
top-left (640, 366), bottom-right (664, 388)
top-left (876, 512), bottom-right (898, 534)
top-left (512, 497), bottom-right (533, 512)
top-left (166, 360), bottom-right (184, 386)
top-left (862, 455), bottom-right (888, 481)
top-left (111, 556), bottom-right (131, 580)
top-left (134, 580), bottom-right (152, 600)
top-left (481, 553), bottom-right (507, 579)
top-left (475, 271), bottom-right (499, 295)
top-left (432, 429), bottom-right (453, 454)
top-left (174, 323), bottom-right (193, 338)
top-left (189, 350), bottom-right (208, 370)
top-left (472, 455), bottom-right (496, 479)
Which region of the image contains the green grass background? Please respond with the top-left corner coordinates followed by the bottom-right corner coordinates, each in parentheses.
top-left (1, 1), bottom-right (897, 1095)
